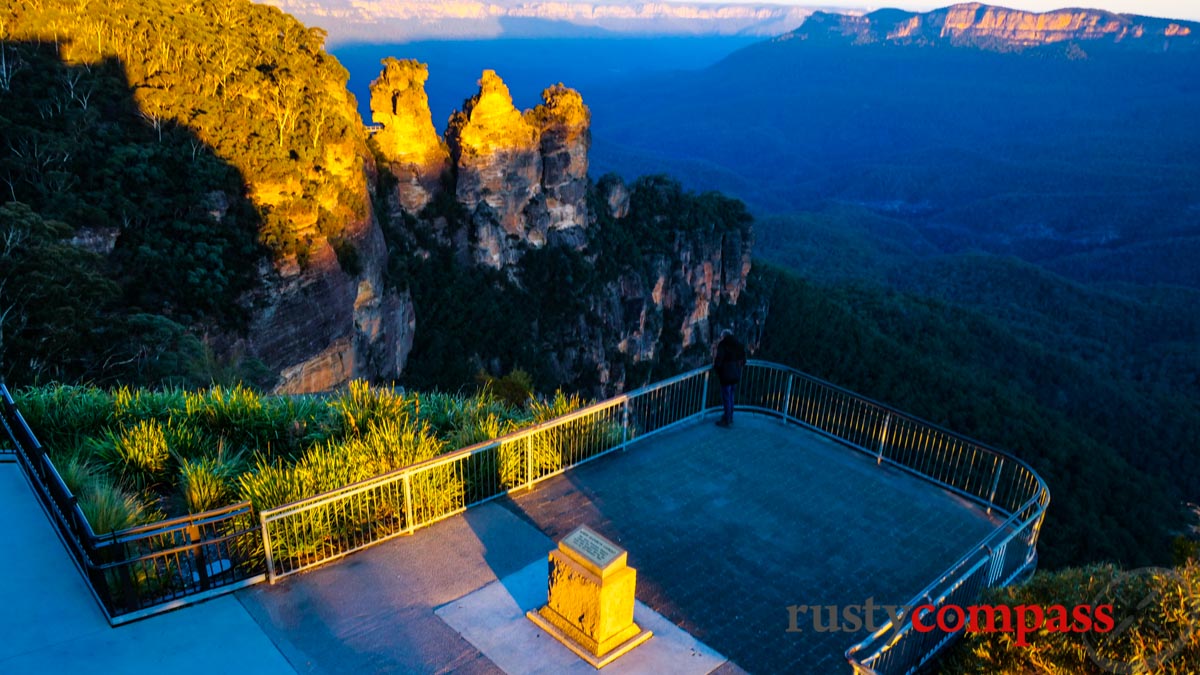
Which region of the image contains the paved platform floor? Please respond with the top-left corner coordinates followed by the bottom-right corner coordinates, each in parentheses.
top-left (239, 413), bottom-right (999, 674)
top-left (502, 414), bottom-right (1003, 673)
top-left (2, 412), bottom-right (1001, 674)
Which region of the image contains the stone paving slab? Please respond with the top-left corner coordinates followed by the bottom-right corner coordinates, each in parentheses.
top-left (503, 413), bottom-right (1004, 674)
top-left (0, 464), bottom-right (294, 675)
top-left (435, 559), bottom-right (728, 675)
top-left (237, 499), bottom-right (553, 674)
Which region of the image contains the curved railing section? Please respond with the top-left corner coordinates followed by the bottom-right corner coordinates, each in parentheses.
top-left (731, 362), bottom-right (1050, 674)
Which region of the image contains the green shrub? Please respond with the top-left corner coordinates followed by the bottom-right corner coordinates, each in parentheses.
top-left (477, 368), bottom-right (535, 408)
top-left (78, 477), bottom-right (157, 535)
top-left (176, 447), bottom-right (245, 514)
top-left (938, 562), bottom-right (1200, 674)
top-left (93, 419), bottom-right (171, 493)
top-left (14, 385), bottom-right (113, 455)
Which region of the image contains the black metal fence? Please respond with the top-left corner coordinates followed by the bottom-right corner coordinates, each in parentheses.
top-left (0, 383), bottom-right (266, 624)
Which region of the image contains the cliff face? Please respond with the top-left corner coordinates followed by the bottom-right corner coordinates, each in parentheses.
top-left (245, 76), bottom-right (416, 394)
top-left (244, 190), bottom-right (416, 395)
top-left (791, 3), bottom-right (1200, 51)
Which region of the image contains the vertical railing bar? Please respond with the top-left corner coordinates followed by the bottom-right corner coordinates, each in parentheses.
top-left (781, 374), bottom-right (793, 423)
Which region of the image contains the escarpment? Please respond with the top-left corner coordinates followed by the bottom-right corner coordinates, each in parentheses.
top-left (790, 3), bottom-right (1200, 51)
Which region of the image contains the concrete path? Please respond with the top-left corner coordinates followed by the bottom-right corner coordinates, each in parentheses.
top-left (0, 464), bottom-right (294, 675)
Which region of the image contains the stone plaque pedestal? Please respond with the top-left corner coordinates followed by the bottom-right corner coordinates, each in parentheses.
top-left (526, 526), bottom-right (653, 668)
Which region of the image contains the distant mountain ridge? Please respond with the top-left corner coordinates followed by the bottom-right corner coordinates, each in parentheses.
top-left (262, 0), bottom-right (815, 43)
top-left (787, 3), bottom-right (1200, 51)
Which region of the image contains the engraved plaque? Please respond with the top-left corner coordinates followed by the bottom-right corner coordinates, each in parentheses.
top-left (561, 526), bottom-right (624, 572)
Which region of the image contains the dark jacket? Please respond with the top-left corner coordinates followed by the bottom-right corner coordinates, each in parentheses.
top-left (713, 335), bottom-right (747, 385)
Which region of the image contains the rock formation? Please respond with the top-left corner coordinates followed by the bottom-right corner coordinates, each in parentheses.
top-left (790, 3), bottom-right (1200, 51)
top-left (370, 58), bottom-right (449, 213)
top-left (534, 84), bottom-right (591, 250)
top-left (446, 70), bottom-right (544, 267)
top-left (373, 66), bottom-right (760, 395)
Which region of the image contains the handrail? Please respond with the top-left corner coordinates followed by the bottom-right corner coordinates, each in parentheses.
top-left (743, 361), bottom-right (1047, 497)
top-left (258, 365), bottom-right (712, 524)
top-left (0, 383), bottom-right (267, 624)
top-left (258, 358), bottom-right (1048, 675)
top-left (3, 362), bottom-right (1048, 657)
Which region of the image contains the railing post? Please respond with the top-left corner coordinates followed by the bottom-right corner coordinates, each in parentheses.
top-left (525, 435), bottom-right (534, 486)
top-left (188, 523), bottom-right (210, 591)
top-left (621, 400), bottom-right (629, 451)
top-left (877, 413), bottom-right (892, 465)
top-left (402, 472), bottom-right (415, 533)
top-left (781, 374), bottom-right (793, 423)
top-left (701, 371), bottom-right (710, 419)
top-left (986, 458), bottom-right (1003, 515)
top-left (260, 510), bottom-right (276, 584)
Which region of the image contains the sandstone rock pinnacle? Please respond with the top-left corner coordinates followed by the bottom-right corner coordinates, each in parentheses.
top-left (533, 84), bottom-right (591, 241)
top-left (446, 70), bottom-right (545, 266)
top-left (370, 58), bottom-right (449, 212)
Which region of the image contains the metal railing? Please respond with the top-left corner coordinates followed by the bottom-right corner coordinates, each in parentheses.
top-left (259, 367), bottom-right (710, 580)
top-left (259, 360), bottom-right (1047, 675)
top-left (3, 361), bottom-right (1047, 656)
top-left (0, 384), bottom-right (266, 625)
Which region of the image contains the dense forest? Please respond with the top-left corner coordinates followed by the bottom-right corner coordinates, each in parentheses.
top-left (1, 0), bottom-right (367, 385)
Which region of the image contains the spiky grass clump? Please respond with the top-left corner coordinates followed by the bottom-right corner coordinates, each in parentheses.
top-left (77, 477), bottom-right (157, 535)
top-left (55, 454), bottom-right (99, 496)
top-left (112, 386), bottom-right (187, 423)
top-left (93, 419), bottom-right (171, 493)
top-left (13, 385), bottom-right (113, 454)
top-left (331, 380), bottom-right (413, 436)
top-left (238, 418), bottom-right (450, 564)
top-left (183, 385), bottom-right (318, 458)
top-left (176, 447), bottom-right (245, 514)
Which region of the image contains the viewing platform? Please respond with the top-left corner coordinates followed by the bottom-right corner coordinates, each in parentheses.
top-left (1, 362), bottom-right (1047, 674)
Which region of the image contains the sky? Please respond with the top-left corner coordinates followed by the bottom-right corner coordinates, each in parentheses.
top-left (749, 1), bottom-right (1200, 22)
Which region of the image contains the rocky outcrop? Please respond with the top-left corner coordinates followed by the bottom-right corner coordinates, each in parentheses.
top-left (446, 70), bottom-right (544, 267)
top-left (532, 84), bottom-right (591, 250)
top-left (790, 3), bottom-right (1200, 51)
top-left (370, 58), bottom-right (449, 213)
top-left (244, 201), bottom-right (416, 394)
top-left (376, 66), bottom-right (759, 395)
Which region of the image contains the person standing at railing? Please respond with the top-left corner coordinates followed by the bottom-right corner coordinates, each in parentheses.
top-left (713, 329), bottom-right (746, 428)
